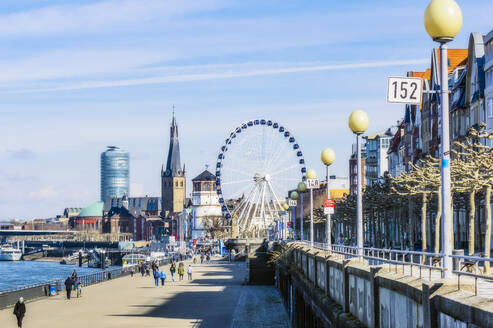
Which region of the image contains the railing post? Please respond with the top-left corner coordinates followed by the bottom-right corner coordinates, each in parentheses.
top-left (370, 267), bottom-right (382, 328)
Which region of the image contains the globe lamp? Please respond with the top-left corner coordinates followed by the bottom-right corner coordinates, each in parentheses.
top-left (348, 110), bottom-right (369, 134)
top-left (306, 169), bottom-right (317, 180)
top-left (321, 148), bottom-right (336, 166)
top-left (424, 0), bottom-right (462, 42)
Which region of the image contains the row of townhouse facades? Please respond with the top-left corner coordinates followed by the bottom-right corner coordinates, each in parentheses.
top-left (346, 30), bottom-right (493, 251)
top-left (388, 31), bottom-right (493, 177)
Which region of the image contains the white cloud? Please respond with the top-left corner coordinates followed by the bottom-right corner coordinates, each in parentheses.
top-left (0, 47), bottom-right (174, 85)
top-left (0, 0), bottom-right (225, 37)
top-left (1, 58), bottom-right (427, 93)
top-left (27, 185), bottom-right (60, 201)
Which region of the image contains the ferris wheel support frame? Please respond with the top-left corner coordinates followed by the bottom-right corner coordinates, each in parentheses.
top-left (215, 119), bottom-right (307, 236)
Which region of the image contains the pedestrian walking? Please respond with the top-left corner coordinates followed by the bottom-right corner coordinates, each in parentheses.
top-left (178, 262), bottom-right (185, 281)
top-left (200, 254), bottom-right (204, 264)
top-left (64, 276), bottom-right (73, 299)
top-left (13, 297), bottom-right (25, 328)
top-left (140, 262), bottom-right (146, 277)
top-left (170, 262), bottom-right (176, 281)
top-left (206, 254), bottom-right (210, 264)
top-left (153, 269), bottom-right (160, 287)
top-left (159, 270), bottom-right (166, 286)
top-left (76, 280), bottom-right (83, 298)
top-left (193, 256), bottom-right (197, 264)
top-left (130, 267), bottom-right (135, 277)
top-left (187, 265), bottom-right (193, 280)
top-left (71, 269), bottom-right (78, 290)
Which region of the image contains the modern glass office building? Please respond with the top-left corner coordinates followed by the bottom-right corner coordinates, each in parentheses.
top-left (100, 146), bottom-right (129, 201)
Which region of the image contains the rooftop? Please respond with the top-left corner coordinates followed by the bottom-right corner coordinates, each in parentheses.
top-left (192, 170), bottom-right (216, 182)
top-left (78, 201), bottom-right (104, 217)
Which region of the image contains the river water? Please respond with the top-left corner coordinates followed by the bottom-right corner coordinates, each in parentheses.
top-left (0, 261), bottom-right (112, 291)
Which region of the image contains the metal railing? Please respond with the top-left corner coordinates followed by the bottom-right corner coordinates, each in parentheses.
top-left (450, 254), bottom-right (493, 296)
top-left (0, 263), bottom-right (144, 309)
top-left (298, 241), bottom-right (445, 280)
top-left (297, 240), bottom-right (493, 296)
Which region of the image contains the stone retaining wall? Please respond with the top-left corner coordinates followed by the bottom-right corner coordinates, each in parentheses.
top-left (275, 243), bottom-right (493, 328)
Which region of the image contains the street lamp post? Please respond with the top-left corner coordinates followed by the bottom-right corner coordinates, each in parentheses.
top-left (290, 191), bottom-right (299, 240)
top-left (348, 110), bottom-right (369, 256)
top-left (306, 169), bottom-right (317, 247)
top-left (298, 182), bottom-right (306, 241)
top-left (321, 148), bottom-right (335, 249)
top-left (283, 202), bottom-right (290, 240)
top-left (424, 0), bottom-right (462, 279)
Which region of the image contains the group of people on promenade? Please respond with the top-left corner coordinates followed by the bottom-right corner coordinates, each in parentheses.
top-left (64, 269), bottom-right (83, 300)
top-left (138, 260), bottom-right (194, 287)
top-left (10, 252), bottom-right (216, 327)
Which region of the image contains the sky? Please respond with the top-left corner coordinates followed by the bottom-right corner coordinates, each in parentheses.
top-left (1, 0), bottom-right (492, 220)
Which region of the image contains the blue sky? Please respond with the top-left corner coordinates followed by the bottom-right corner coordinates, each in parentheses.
top-left (1, 0), bottom-right (492, 219)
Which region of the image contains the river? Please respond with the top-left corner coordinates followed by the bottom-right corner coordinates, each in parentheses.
top-left (0, 261), bottom-right (113, 292)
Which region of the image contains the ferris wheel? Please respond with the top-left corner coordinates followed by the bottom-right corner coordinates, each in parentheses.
top-left (215, 119), bottom-right (306, 236)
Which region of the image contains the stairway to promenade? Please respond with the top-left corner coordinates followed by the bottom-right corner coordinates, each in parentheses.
top-left (0, 259), bottom-right (289, 328)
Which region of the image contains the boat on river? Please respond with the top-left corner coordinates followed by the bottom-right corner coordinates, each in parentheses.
top-left (122, 253), bottom-right (147, 267)
top-left (0, 245), bottom-right (22, 261)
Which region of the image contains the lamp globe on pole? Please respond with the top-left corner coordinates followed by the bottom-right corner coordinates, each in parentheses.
top-left (349, 109), bottom-right (368, 257)
top-left (321, 147), bottom-right (335, 249)
top-left (321, 148), bottom-right (335, 166)
top-left (424, 0), bottom-right (462, 42)
top-left (306, 169), bottom-right (317, 180)
top-left (290, 191), bottom-right (299, 200)
top-left (424, 0), bottom-right (462, 279)
top-left (348, 110), bottom-right (369, 134)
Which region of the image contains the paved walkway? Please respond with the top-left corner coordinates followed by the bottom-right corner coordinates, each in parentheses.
top-left (0, 259), bottom-right (290, 328)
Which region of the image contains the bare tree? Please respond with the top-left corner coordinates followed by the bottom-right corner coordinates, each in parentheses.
top-left (453, 125), bottom-right (493, 271)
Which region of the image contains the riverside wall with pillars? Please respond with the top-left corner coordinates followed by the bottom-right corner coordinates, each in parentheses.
top-left (274, 243), bottom-right (493, 328)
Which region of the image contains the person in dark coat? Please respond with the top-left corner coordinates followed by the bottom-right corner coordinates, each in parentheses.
top-left (71, 269), bottom-right (78, 290)
top-left (140, 262), bottom-right (146, 277)
top-left (64, 276), bottom-right (73, 299)
top-left (13, 297), bottom-right (26, 328)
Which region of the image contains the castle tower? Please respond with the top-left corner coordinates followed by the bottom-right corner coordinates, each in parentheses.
top-left (161, 113), bottom-right (186, 217)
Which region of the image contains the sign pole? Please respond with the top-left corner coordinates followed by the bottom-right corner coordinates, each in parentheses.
top-left (440, 42), bottom-right (452, 278)
top-left (300, 193), bottom-right (304, 241)
top-left (310, 186), bottom-right (314, 247)
top-left (326, 165), bottom-right (331, 249)
top-left (356, 133), bottom-right (363, 257)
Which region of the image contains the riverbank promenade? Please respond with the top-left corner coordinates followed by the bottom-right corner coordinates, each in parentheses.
top-left (0, 259), bottom-right (289, 328)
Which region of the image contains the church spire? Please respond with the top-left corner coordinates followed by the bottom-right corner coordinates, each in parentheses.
top-left (164, 109), bottom-right (183, 177)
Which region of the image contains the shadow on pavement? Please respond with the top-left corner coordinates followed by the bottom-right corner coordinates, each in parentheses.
top-left (108, 261), bottom-right (244, 328)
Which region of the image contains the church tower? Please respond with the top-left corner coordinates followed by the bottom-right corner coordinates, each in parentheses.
top-left (161, 113), bottom-right (186, 217)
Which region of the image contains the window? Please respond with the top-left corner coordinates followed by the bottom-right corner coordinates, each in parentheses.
top-left (175, 181), bottom-right (178, 187)
top-left (180, 181), bottom-right (183, 187)
top-left (488, 99), bottom-right (493, 118)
